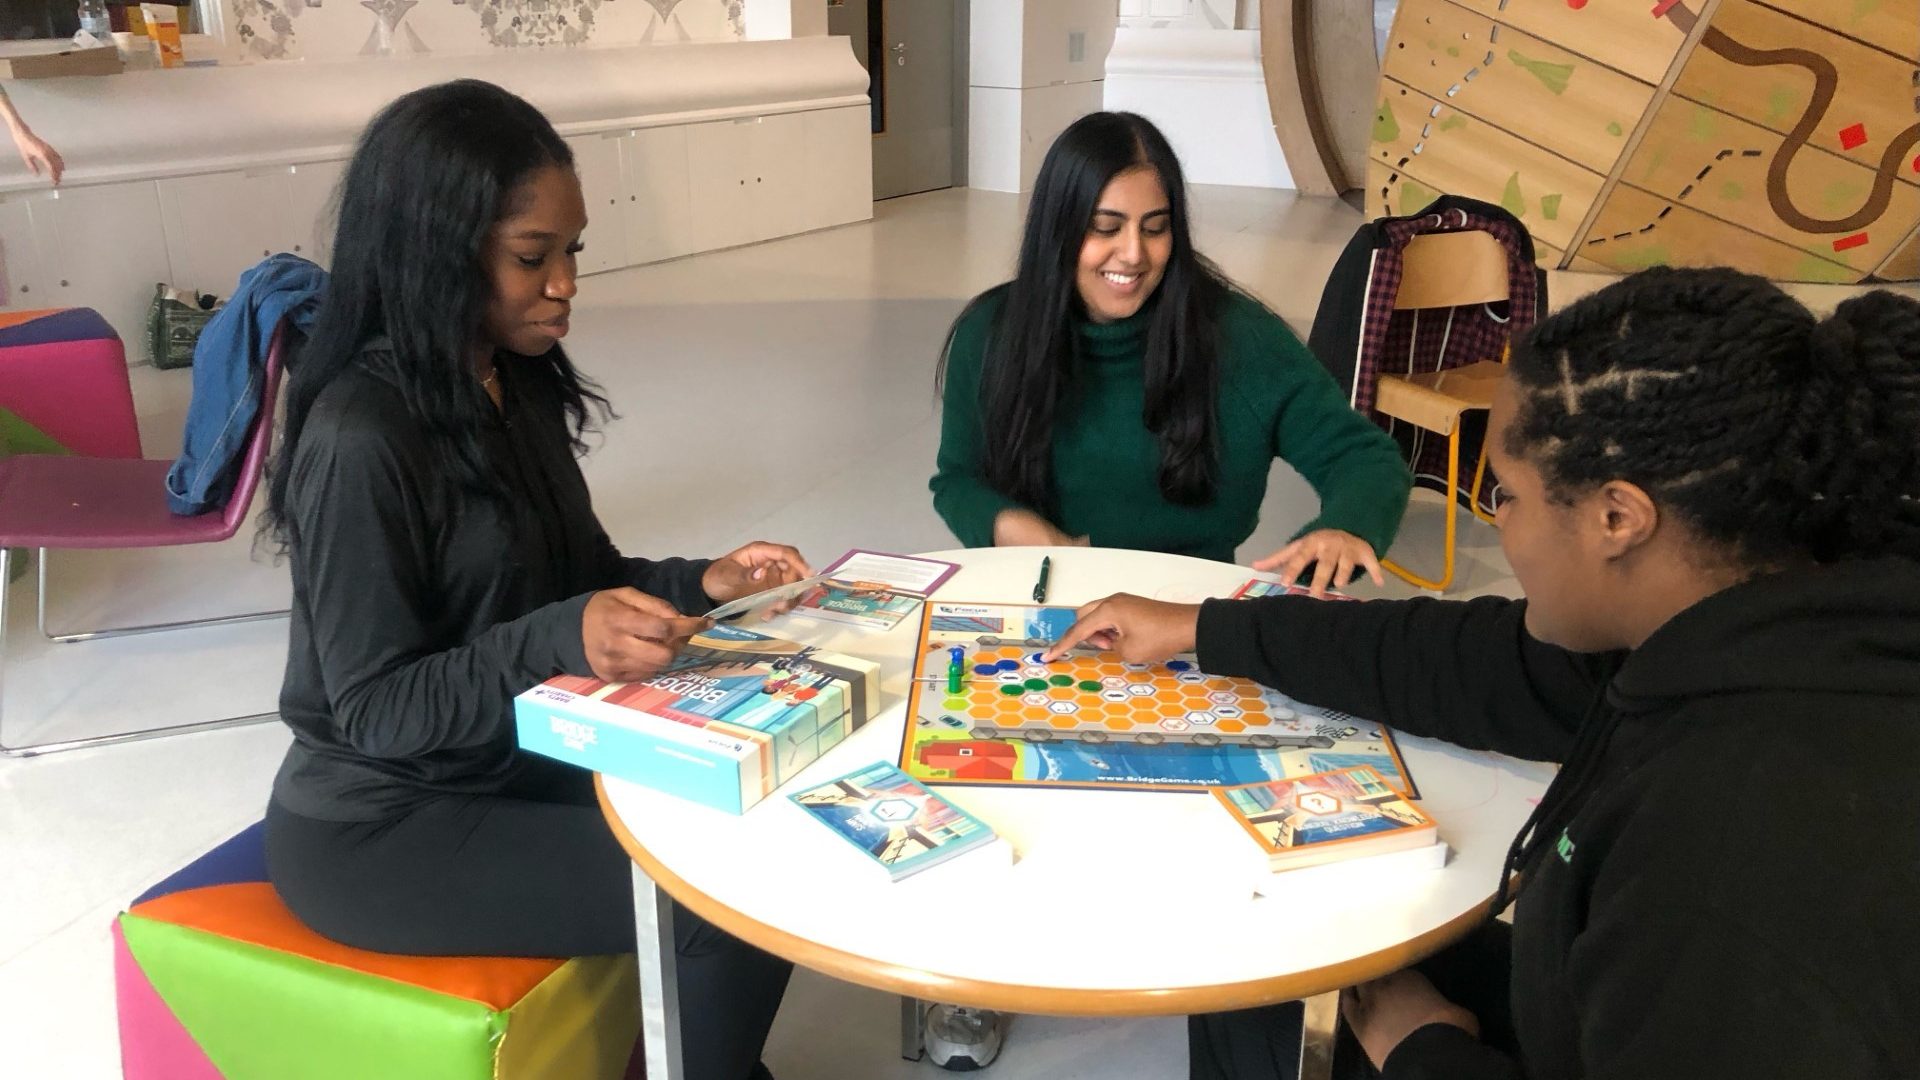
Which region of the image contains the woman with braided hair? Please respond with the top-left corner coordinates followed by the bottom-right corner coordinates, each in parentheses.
top-left (1045, 266), bottom-right (1920, 1079)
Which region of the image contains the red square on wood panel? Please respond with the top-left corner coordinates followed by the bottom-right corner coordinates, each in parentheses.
top-left (1838, 123), bottom-right (1869, 150)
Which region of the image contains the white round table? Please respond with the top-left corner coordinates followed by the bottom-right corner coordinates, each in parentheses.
top-left (598, 547), bottom-right (1553, 1078)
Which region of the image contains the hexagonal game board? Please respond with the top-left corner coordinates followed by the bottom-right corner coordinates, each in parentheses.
top-left (903, 603), bottom-right (1414, 794)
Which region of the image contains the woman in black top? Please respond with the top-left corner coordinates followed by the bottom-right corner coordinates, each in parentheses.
top-left (262, 81), bottom-right (804, 1080)
top-left (1046, 268), bottom-right (1920, 1079)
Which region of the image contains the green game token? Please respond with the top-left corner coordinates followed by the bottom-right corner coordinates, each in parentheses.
top-left (999, 684), bottom-right (1025, 696)
top-left (1048, 674), bottom-right (1074, 687)
top-left (1078, 680), bottom-right (1102, 693)
top-left (1024, 678), bottom-right (1049, 692)
top-left (944, 697), bottom-right (969, 710)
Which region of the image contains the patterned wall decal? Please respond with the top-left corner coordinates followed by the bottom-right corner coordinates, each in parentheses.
top-left (471, 0), bottom-right (605, 47)
top-left (1370, 0), bottom-right (1919, 283)
top-left (233, 0), bottom-right (311, 59)
top-left (222, 0), bottom-right (742, 59)
top-left (361, 0), bottom-right (428, 53)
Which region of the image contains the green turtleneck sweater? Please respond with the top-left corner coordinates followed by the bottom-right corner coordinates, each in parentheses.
top-left (931, 289), bottom-right (1411, 563)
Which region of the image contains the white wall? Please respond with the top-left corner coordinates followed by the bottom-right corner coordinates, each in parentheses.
top-left (1103, 27), bottom-right (1290, 189)
top-left (966, 0), bottom-right (1116, 193)
top-left (1115, 0), bottom-right (1252, 30)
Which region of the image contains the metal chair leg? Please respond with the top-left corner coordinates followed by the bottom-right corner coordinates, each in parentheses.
top-left (1468, 441), bottom-right (1498, 526)
top-left (900, 996), bottom-right (927, 1062)
top-left (0, 547), bottom-right (281, 759)
top-left (1384, 426), bottom-right (1463, 592)
top-left (37, 547), bottom-right (289, 644)
top-left (1299, 991), bottom-right (1340, 1080)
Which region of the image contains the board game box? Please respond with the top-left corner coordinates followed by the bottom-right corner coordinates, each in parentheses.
top-left (515, 623), bottom-right (882, 813)
top-left (791, 760), bottom-right (999, 880)
top-left (1214, 765), bottom-right (1438, 872)
top-left (900, 601), bottom-right (1414, 795)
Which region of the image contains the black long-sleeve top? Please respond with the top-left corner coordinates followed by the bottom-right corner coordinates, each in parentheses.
top-left (272, 348), bottom-right (712, 821)
top-left (1197, 559), bottom-right (1920, 1080)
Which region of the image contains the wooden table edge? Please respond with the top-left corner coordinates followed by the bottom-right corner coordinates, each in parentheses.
top-left (597, 774), bottom-right (1498, 1016)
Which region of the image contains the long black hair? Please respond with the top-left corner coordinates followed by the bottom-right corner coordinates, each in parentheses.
top-left (263, 79), bottom-right (609, 548)
top-left (938, 111), bottom-right (1233, 510)
top-left (1504, 266), bottom-right (1920, 568)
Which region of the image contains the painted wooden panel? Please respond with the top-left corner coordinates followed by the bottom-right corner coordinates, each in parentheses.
top-left (1380, 0), bottom-right (1654, 176)
top-left (1876, 228), bottom-right (1920, 282)
top-left (1444, 0), bottom-right (1688, 85)
top-left (1672, 0), bottom-right (1919, 182)
top-left (1581, 182), bottom-right (1861, 283)
top-left (1372, 80), bottom-right (1605, 251)
top-left (1621, 93), bottom-right (1920, 275)
top-left (1758, 0), bottom-right (1919, 62)
top-left (1369, 0), bottom-right (1920, 281)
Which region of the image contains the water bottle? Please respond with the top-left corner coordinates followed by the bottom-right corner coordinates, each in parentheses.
top-left (77, 0), bottom-right (112, 39)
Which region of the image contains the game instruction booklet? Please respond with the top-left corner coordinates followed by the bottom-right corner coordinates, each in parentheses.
top-left (790, 760), bottom-right (998, 880)
top-left (781, 550), bottom-right (961, 631)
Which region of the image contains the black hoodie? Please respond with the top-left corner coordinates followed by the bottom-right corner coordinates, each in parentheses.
top-left (1196, 557), bottom-right (1920, 1079)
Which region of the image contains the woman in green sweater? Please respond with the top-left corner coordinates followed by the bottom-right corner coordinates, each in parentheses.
top-left (931, 111), bottom-right (1410, 594)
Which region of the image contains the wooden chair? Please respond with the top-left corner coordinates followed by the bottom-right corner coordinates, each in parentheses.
top-left (1375, 230), bottom-right (1510, 592)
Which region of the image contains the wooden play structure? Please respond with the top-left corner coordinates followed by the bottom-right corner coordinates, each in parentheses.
top-left (1261, 0), bottom-right (1918, 284)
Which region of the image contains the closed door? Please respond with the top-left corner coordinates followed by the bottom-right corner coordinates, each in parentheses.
top-left (157, 169), bottom-right (289, 297)
top-left (686, 119), bottom-right (757, 252)
top-left (31, 184), bottom-right (174, 343)
top-left (620, 126), bottom-right (696, 265)
top-left (870, 0), bottom-right (957, 200)
top-left (563, 134), bottom-right (628, 275)
top-left (748, 112), bottom-right (811, 242)
top-left (285, 160), bottom-right (345, 267)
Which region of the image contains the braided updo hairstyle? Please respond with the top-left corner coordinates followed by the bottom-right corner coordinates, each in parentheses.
top-left (1504, 266), bottom-right (1920, 568)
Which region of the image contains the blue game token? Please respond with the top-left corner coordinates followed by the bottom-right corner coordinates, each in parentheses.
top-left (1165, 659), bottom-right (1193, 672)
top-left (973, 664), bottom-right (999, 676)
top-left (995, 659), bottom-right (1020, 672)
top-left (1027, 651), bottom-right (1049, 664)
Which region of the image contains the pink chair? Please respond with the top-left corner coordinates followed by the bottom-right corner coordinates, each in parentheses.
top-left (0, 324), bottom-right (290, 757)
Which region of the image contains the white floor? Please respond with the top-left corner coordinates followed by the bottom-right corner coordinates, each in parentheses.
top-left (0, 185), bottom-right (1880, 1079)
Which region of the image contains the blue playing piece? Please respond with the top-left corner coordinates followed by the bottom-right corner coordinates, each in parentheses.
top-left (1028, 651), bottom-right (1055, 665)
top-left (973, 664), bottom-right (999, 676)
top-left (1165, 659), bottom-right (1193, 672)
top-left (948, 646), bottom-right (965, 664)
top-left (994, 659), bottom-right (1020, 672)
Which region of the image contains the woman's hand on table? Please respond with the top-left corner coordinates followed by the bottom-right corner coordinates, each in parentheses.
top-left (1251, 529), bottom-right (1384, 597)
top-left (992, 509), bottom-right (1088, 548)
top-left (702, 541), bottom-right (813, 612)
top-left (1341, 969), bottom-right (1481, 1070)
top-left (582, 588), bottom-right (711, 683)
top-left (1042, 593), bottom-right (1201, 664)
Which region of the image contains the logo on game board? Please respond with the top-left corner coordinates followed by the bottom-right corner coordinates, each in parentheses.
top-left (1296, 791), bottom-right (1340, 816)
top-left (869, 798), bottom-right (919, 823)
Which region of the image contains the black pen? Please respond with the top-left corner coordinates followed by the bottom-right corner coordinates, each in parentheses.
top-left (1032, 556), bottom-right (1051, 603)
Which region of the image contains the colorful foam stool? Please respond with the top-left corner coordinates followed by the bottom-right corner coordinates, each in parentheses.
top-left (114, 822), bottom-right (640, 1079)
top-left (0, 308), bottom-right (137, 461)
top-left (0, 308), bottom-right (130, 583)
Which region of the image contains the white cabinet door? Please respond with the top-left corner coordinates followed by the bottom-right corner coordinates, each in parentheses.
top-left (685, 119), bottom-right (756, 252)
top-left (747, 111), bottom-right (811, 243)
top-left (158, 169), bottom-right (287, 298)
top-left (285, 160), bottom-right (345, 268)
top-left (619, 125), bottom-right (695, 266)
top-left (0, 193), bottom-right (49, 308)
top-left (564, 134), bottom-right (628, 275)
top-left (807, 105), bottom-right (875, 232)
top-left (31, 183), bottom-right (175, 350)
